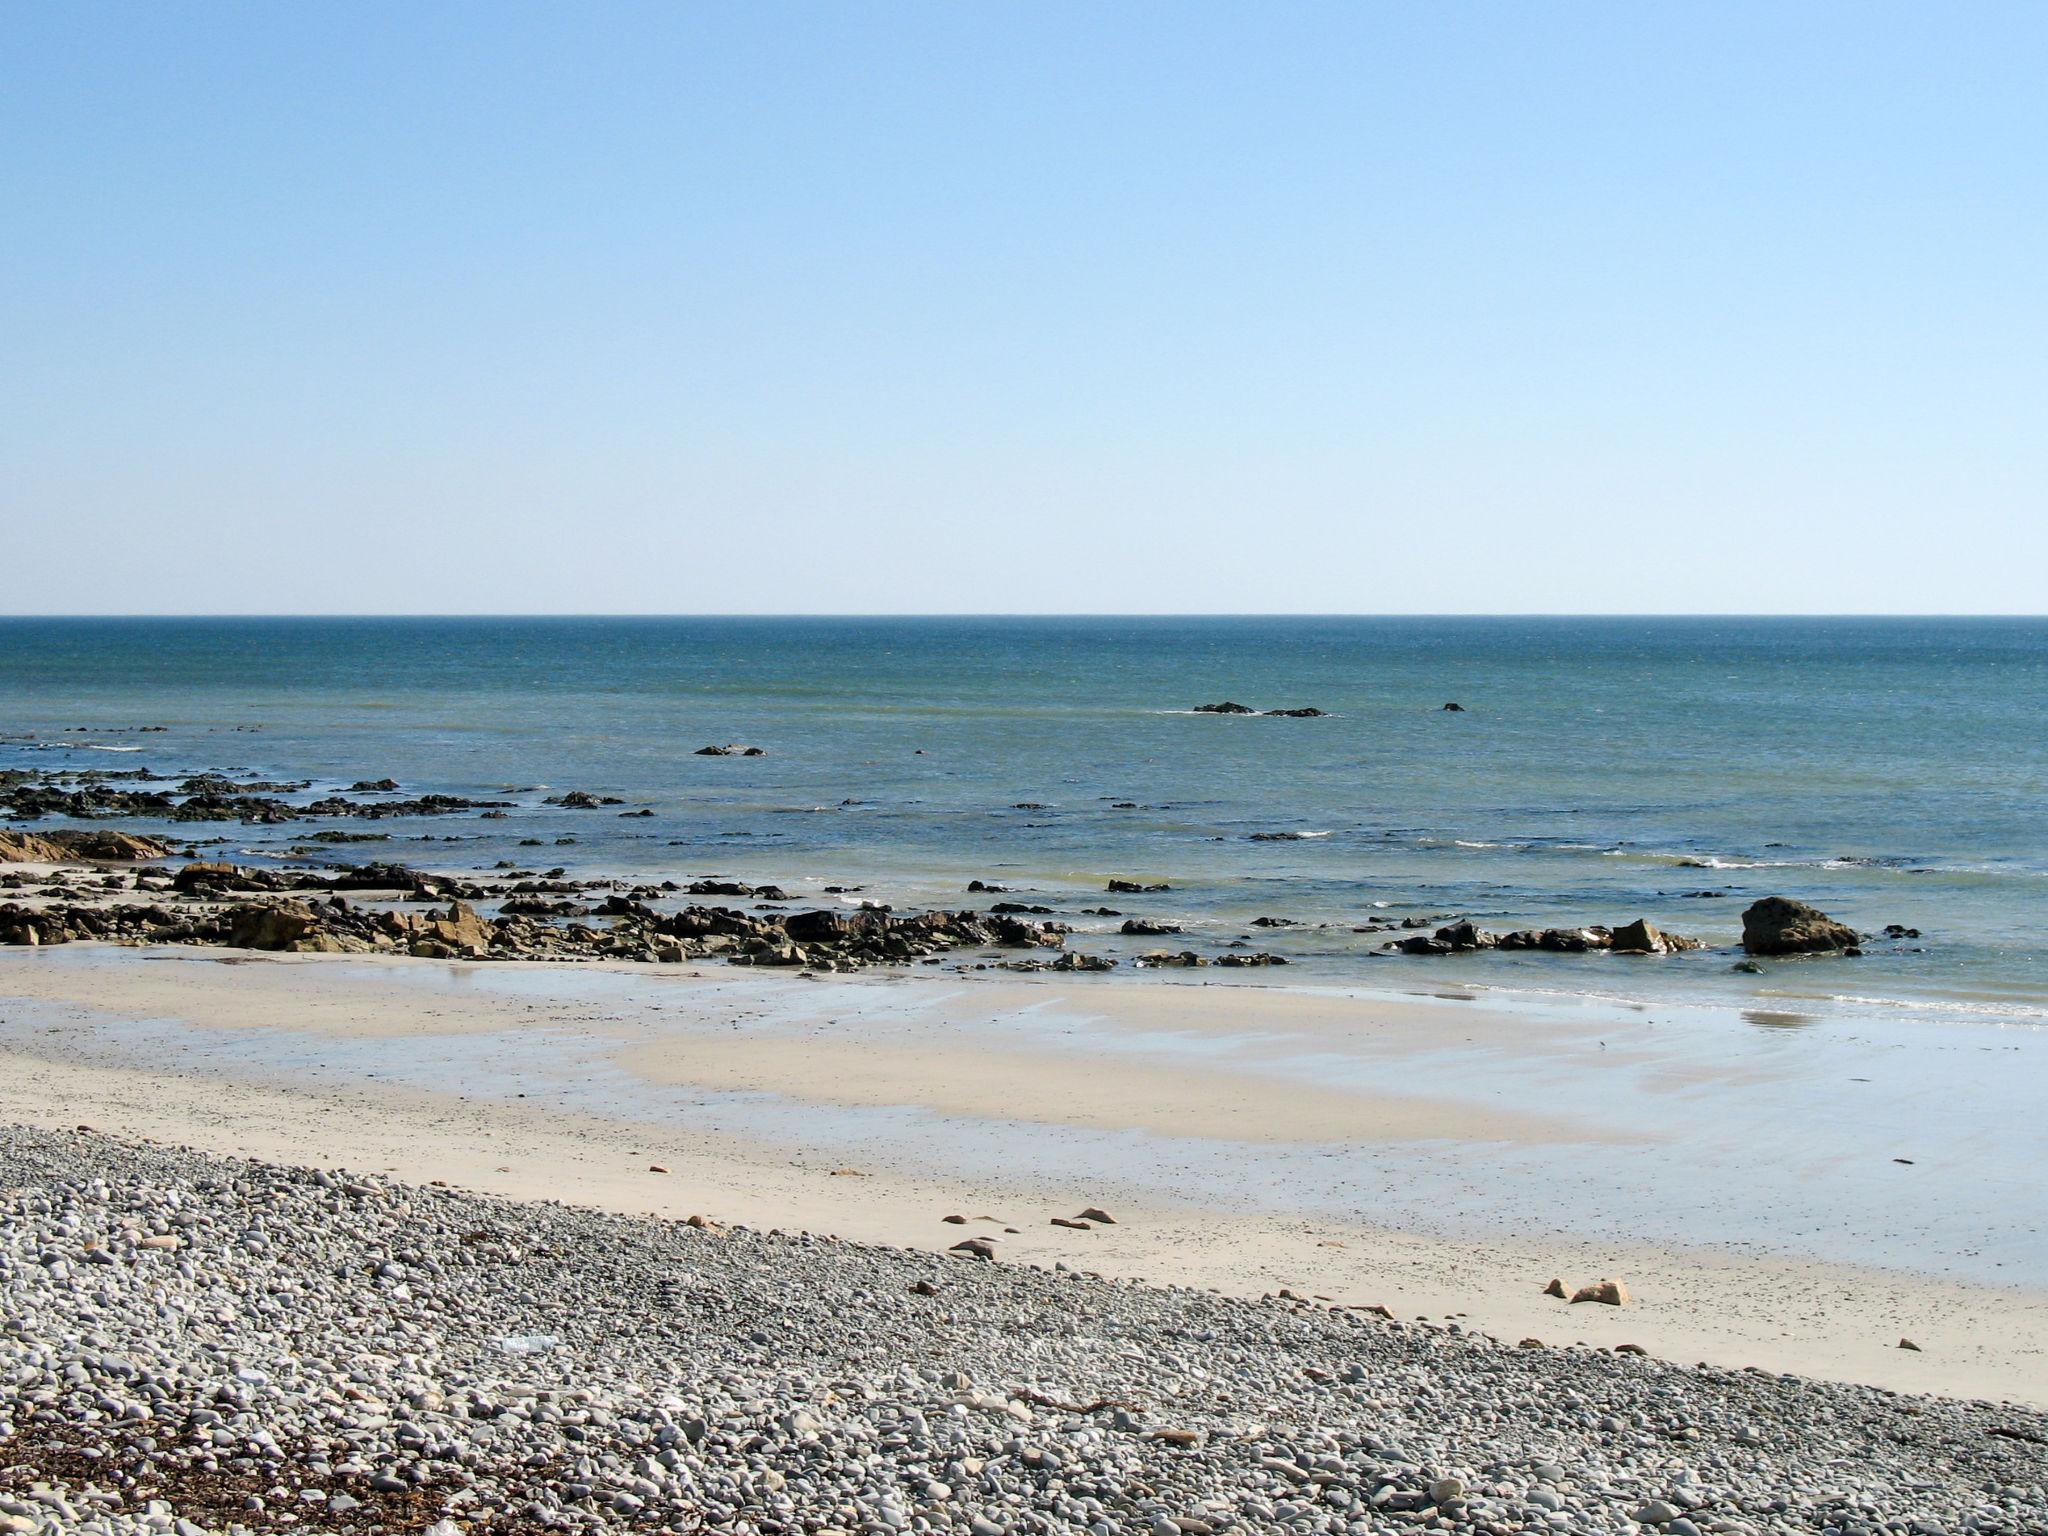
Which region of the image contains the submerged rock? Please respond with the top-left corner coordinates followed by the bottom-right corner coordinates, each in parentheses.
top-left (1191, 701), bottom-right (1256, 714)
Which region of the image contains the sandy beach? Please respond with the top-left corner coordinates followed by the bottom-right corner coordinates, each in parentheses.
top-left (3, 942), bottom-right (2041, 1408)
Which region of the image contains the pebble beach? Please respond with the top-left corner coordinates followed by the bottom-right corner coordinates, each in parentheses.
top-left (4, 1124), bottom-right (2044, 1536)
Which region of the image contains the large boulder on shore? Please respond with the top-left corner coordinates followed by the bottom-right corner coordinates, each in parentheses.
top-left (226, 901), bottom-right (321, 951)
top-left (1741, 897), bottom-right (1859, 956)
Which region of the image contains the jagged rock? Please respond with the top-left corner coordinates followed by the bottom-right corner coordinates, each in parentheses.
top-left (1049, 951), bottom-right (1114, 972)
top-left (1742, 897), bottom-right (1860, 956)
top-left (1608, 918), bottom-right (1701, 955)
top-left (694, 744), bottom-right (766, 756)
top-left (1432, 920), bottom-right (1492, 950)
top-left (1262, 707), bottom-right (1327, 717)
top-left (1107, 879), bottom-right (1170, 894)
top-left (349, 778), bottom-right (401, 791)
top-left (419, 900), bottom-right (493, 956)
top-left (1192, 702), bottom-right (1255, 714)
top-left (1442, 702), bottom-right (1465, 711)
top-left (227, 901), bottom-right (321, 951)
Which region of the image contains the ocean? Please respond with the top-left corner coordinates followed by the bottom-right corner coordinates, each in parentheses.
top-left (4, 615), bottom-right (2044, 1025)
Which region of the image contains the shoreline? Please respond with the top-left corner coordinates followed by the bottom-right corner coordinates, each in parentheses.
top-left (4, 941), bottom-right (2044, 1407)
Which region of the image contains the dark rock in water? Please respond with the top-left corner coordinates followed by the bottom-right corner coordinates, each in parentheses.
top-left (1011, 802), bottom-right (1047, 810)
top-left (1133, 949), bottom-right (1205, 968)
top-left (544, 791), bottom-right (624, 809)
top-left (1432, 920), bottom-right (1492, 951)
top-left (694, 744), bottom-right (767, 756)
top-left (619, 808), bottom-right (654, 817)
top-left (1214, 951), bottom-right (1287, 967)
top-left (1082, 907), bottom-right (1121, 916)
top-left (1192, 701), bottom-right (1256, 714)
top-left (1882, 923), bottom-right (1921, 939)
top-left (1741, 896), bottom-right (1860, 956)
top-left (1250, 915), bottom-right (1299, 927)
top-left (349, 778), bottom-right (401, 792)
top-left (1441, 702), bottom-right (1465, 712)
top-left (991, 901), bottom-right (1055, 914)
top-left (1120, 918), bottom-right (1182, 936)
top-left (688, 879), bottom-right (755, 897)
top-left (1107, 879), bottom-right (1170, 894)
top-left (1397, 935), bottom-right (1453, 956)
top-left (1608, 918), bottom-right (1702, 955)
top-left (1050, 951), bottom-right (1114, 972)
top-left (1731, 959), bottom-right (1764, 973)
top-left (967, 880), bottom-right (1009, 893)
top-left (1262, 707), bottom-right (1327, 717)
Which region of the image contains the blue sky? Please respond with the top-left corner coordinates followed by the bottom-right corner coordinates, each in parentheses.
top-left (4, 3), bottom-right (2043, 613)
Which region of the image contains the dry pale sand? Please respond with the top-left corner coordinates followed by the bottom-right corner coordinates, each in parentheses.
top-left (0, 944), bottom-right (2042, 1407)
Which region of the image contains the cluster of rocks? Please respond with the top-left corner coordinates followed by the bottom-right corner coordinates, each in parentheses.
top-left (1387, 918), bottom-right (1704, 958)
top-left (1384, 900), bottom-right (1879, 962)
top-left (693, 745), bottom-right (767, 757)
top-left (0, 857), bottom-right (1074, 974)
top-left (0, 768), bottom-right (511, 827)
top-left (1191, 703), bottom-right (1328, 718)
top-left (0, 1126), bottom-right (2040, 1536)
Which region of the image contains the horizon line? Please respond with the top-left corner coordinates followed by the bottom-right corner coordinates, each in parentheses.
top-left (0, 612), bottom-right (2044, 623)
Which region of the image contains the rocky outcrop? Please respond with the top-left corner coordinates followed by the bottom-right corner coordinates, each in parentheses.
top-left (1262, 707), bottom-right (1327, 717)
top-left (1741, 897), bottom-right (1860, 956)
top-left (694, 744), bottom-right (767, 756)
top-left (226, 901), bottom-right (324, 951)
top-left (1192, 702), bottom-right (1256, 714)
top-left (0, 828), bottom-right (176, 863)
top-left (1107, 879), bottom-right (1170, 894)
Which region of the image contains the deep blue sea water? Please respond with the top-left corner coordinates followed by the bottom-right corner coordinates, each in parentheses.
top-left (3, 616), bottom-right (2044, 1023)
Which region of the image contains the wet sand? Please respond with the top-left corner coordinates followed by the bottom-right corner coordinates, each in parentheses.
top-left (1, 943), bottom-right (2043, 1405)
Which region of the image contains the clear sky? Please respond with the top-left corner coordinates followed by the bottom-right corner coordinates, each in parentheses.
top-left (4, 3), bottom-right (2043, 615)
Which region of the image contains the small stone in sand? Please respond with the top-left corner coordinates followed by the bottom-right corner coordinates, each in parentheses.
top-left (1077, 1206), bottom-right (1116, 1224)
top-left (1899, 1337), bottom-right (1922, 1351)
top-left (1051, 1217), bottom-right (1092, 1231)
top-left (648, 1164), bottom-right (669, 1173)
top-left (942, 1214), bottom-right (968, 1224)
